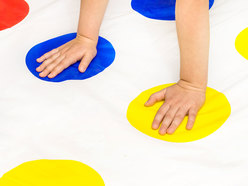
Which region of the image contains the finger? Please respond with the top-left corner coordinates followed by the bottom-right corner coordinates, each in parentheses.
top-left (152, 104), bottom-right (170, 130)
top-left (167, 107), bottom-right (188, 134)
top-left (186, 108), bottom-right (198, 130)
top-left (39, 56), bottom-right (65, 78)
top-left (58, 44), bottom-right (71, 54)
top-left (159, 106), bottom-right (179, 135)
top-left (36, 48), bottom-right (59, 63)
top-left (36, 52), bottom-right (60, 72)
top-left (48, 58), bottom-right (71, 78)
top-left (46, 46), bottom-right (74, 77)
top-left (78, 55), bottom-right (94, 73)
top-left (145, 89), bottom-right (167, 107)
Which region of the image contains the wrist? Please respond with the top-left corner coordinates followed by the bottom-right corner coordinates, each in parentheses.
top-left (76, 33), bottom-right (98, 46)
top-left (177, 79), bottom-right (207, 93)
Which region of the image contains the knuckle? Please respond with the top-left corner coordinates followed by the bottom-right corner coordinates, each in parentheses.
top-left (55, 65), bottom-right (63, 72)
top-left (60, 61), bottom-right (68, 66)
top-left (172, 121), bottom-right (179, 127)
top-left (165, 113), bottom-right (172, 119)
top-left (190, 102), bottom-right (197, 108)
top-left (77, 48), bottom-right (85, 54)
top-left (175, 114), bottom-right (184, 120)
top-left (188, 117), bottom-right (196, 123)
top-left (161, 122), bottom-right (169, 129)
top-left (148, 96), bottom-right (153, 102)
top-left (161, 103), bottom-right (168, 109)
top-left (62, 54), bottom-right (68, 58)
top-left (39, 64), bottom-right (46, 69)
top-left (39, 63), bottom-right (44, 68)
top-left (82, 59), bottom-right (90, 65)
top-left (42, 69), bottom-right (49, 74)
top-left (150, 94), bottom-right (157, 99)
top-left (181, 104), bottom-right (189, 110)
top-left (63, 56), bottom-right (71, 62)
top-left (165, 98), bottom-right (172, 104)
top-left (157, 108), bottom-right (164, 115)
top-left (190, 112), bottom-right (197, 117)
top-left (43, 58), bottom-right (50, 62)
top-left (172, 99), bottom-right (180, 105)
top-left (153, 118), bottom-right (161, 124)
top-left (59, 54), bottom-right (66, 59)
top-left (46, 66), bottom-right (53, 71)
top-left (156, 113), bottom-right (163, 119)
top-left (53, 57), bottom-right (60, 63)
top-left (54, 66), bottom-right (61, 72)
top-left (189, 116), bottom-right (196, 121)
top-left (43, 54), bottom-right (49, 58)
top-left (80, 63), bottom-right (86, 68)
top-left (56, 51), bottom-right (61, 56)
top-left (49, 55), bottom-right (55, 60)
top-left (149, 96), bottom-right (155, 100)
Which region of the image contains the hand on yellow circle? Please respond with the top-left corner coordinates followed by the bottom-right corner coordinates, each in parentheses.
top-left (145, 82), bottom-right (206, 135)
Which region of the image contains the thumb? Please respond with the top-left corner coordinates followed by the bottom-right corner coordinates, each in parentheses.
top-left (78, 55), bottom-right (93, 73)
top-left (145, 89), bottom-right (166, 107)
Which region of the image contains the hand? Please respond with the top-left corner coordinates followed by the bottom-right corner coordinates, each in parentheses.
top-left (36, 34), bottom-right (97, 78)
top-left (145, 81), bottom-right (206, 135)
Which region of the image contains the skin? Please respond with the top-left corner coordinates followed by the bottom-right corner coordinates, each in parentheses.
top-left (36, 0), bottom-right (109, 78)
top-left (36, 0), bottom-right (209, 135)
top-left (145, 0), bottom-right (210, 135)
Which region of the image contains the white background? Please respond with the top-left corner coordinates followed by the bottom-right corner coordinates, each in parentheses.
top-left (0, 0), bottom-right (248, 185)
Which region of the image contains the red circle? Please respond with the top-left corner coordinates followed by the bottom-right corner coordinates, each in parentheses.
top-left (0, 0), bottom-right (29, 31)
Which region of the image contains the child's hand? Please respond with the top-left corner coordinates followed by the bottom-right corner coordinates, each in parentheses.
top-left (145, 81), bottom-right (206, 135)
top-left (36, 35), bottom-right (97, 78)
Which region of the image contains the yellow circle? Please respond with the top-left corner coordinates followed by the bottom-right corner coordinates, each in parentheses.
top-left (0, 160), bottom-right (105, 186)
top-left (235, 27), bottom-right (248, 60)
top-left (127, 84), bottom-right (231, 143)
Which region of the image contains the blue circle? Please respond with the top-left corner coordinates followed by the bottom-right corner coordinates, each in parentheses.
top-left (26, 33), bottom-right (116, 82)
top-left (131, 0), bottom-right (215, 21)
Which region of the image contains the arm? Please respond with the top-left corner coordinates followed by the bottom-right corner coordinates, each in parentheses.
top-left (77, 0), bottom-right (108, 42)
top-left (145, 0), bottom-right (210, 135)
top-left (36, 0), bottom-right (109, 78)
top-left (176, 0), bottom-right (209, 91)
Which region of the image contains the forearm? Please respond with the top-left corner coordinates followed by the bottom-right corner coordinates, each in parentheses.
top-left (176, 0), bottom-right (210, 91)
top-left (77, 0), bottom-right (109, 42)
